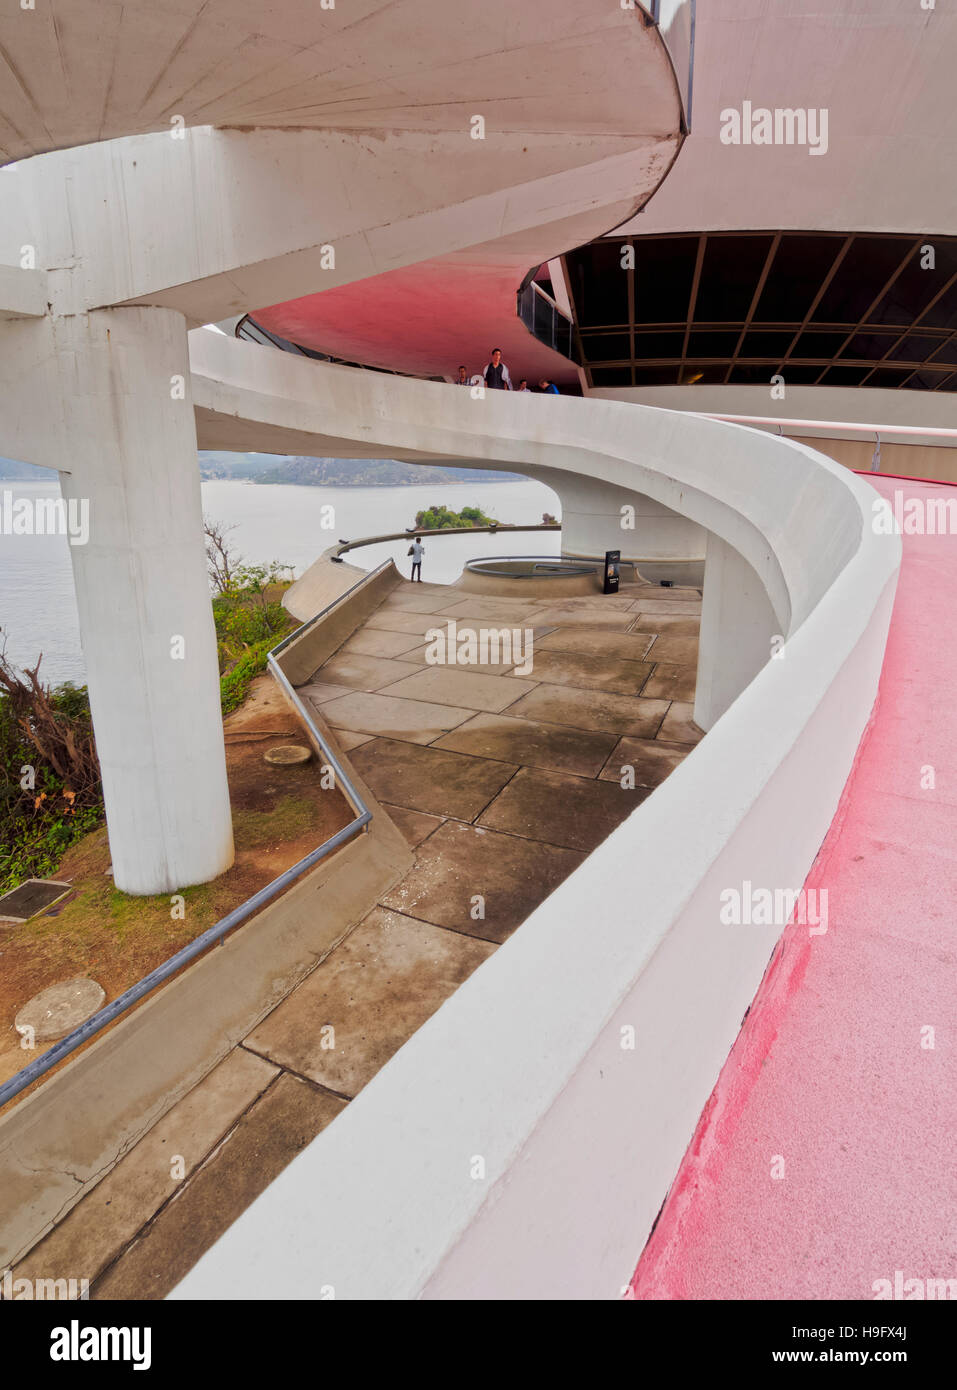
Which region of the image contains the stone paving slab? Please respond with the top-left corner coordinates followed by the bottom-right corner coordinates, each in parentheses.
top-left (631, 612), bottom-right (700, 635)
top-left (319, 651), bottom-right (422, 691)
top-left (535, 627), bottom-right (656, 661)
top-left (330, 729), bottom-right (375, 752)
top-left (348, 738), bottom-right (517, 820)
top-left (433, 599), bottom-right (544, 622)
top-left (645, 633), bottom-right (699, 664)
top-left (380, 822), bottom-right (584, 943)
top-left (477, 767), bottom-right (650, 852)
top-left (658, 701), bottom-right (704, 745)
top-left (635, 598), bottom-right (702, 615)
top-left (14, 1048), bottom-right (278, 1291)
top-left (504, 684), bottom-right (669, 739)
top-left (598, 736), bottom-right (690, 788)
top-left (522, 649), bottom-right (654, 695)
top-left (435, 712), bottom-right (618, 778)
top-left (301, 680), bottom-right (357, 704)
top-left (382, 591), bottom-right (454, 613)
top-left (378, 666), bottom-right (535, 712)
top-left (382, 804), bottom-right (446, 848)
top-left (640, 663), bottom-right (697, 702)
top-left (339, 628), bottom-right (428, 659)
top-left (364, 608), bottom-right (444, 635)
top-left (91, 1074), bottom-right (345, 1300)
top-left (244, 908), bottom-right (496, 1094)
top-left (320, 690), bottom-right (477, 744)
top-left (397, 643), bottom-right (518, 676)
top-left (527, 608), bottom-right (637, 629)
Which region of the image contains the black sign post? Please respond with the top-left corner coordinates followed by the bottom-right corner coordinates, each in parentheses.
top-left (603, 549), bottom-right (621, 595)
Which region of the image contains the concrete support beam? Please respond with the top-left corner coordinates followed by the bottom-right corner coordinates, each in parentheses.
top-left (694, 531), bottom-right (780, 732)
top-left (52, 307), bottom-right (234, 894)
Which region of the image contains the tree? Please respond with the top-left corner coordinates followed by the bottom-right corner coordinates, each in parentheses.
top-left (204, 516), bottom-right (242, 593)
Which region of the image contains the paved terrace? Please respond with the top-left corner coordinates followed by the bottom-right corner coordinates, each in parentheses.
top-left (13, 576), bottom-right (702, 1298)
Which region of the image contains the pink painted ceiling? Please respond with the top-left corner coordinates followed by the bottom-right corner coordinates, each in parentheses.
top-left (252, 252), bottom-right (581, 388)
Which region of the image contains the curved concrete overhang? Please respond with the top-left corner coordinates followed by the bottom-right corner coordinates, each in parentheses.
top-left (230, 5), bottom-right (685, 384)
top-left (0, 0), bottom-right (670, 164)
top-left (176, 331), bottom-right (901, 1299)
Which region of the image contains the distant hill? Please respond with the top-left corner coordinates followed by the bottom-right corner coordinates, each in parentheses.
top-left (242, 456), bottom-right (523, 488)
top-left (2, 452), bottom-right (521, 488)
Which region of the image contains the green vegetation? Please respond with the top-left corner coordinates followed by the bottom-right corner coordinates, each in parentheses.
top-left (0, 673), bottom-right (101, 892)
top-left (412, 503), bottom-right (499, 531)
top-left (212, 561), bottom-right (297, 714)
top-left (1, 525), bottom-right (297, 892)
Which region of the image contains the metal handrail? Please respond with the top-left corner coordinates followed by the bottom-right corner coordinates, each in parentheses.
top-left (0, 569), bottom-right (387, 1111)
top-left (333, 522), bottom-right (560, 559)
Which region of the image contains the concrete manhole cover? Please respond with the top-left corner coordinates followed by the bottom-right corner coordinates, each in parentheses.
top-left (15, 977), bottom-right (106, 1043)
top-left (263, 744), bottom-right (312, 766)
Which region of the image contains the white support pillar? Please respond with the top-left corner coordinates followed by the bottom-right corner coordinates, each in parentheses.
top-left (694, 531), bottom-right (780, 732)
top-left (55, 307), bottom-right (234, 894)
top-left (521, 469), bottom-right (706, 563)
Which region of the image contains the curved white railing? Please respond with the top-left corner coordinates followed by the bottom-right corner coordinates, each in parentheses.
top-left (175, 334), bottom-right (900, 1299)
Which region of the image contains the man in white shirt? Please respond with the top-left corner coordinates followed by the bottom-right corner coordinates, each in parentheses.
top-left (410, 536), bottom-right (425, 582)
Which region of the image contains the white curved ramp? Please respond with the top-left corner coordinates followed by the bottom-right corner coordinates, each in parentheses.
top-left (170, 333), bottom-right (901, 1299)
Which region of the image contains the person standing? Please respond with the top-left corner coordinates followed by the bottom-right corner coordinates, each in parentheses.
top-left (483, 348), bottom-right (512, 391)
top-left (409, 535), bottom-right (425, 582)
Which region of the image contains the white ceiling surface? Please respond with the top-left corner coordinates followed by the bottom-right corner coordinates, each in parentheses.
top-left (0, 0), bottom-right (675, 164)
top-left (622, 0), bottom-right (957, 237)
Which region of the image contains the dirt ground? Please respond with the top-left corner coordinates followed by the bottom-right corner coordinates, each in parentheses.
top-left (0, 675), bottom-right (353, 1091)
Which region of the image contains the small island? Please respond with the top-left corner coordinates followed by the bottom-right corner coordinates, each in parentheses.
top-left (412, 504), bottom-right (499, 530)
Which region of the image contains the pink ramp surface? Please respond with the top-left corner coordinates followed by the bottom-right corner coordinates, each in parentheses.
top-left (630, 476), bottom-right (957, 1301)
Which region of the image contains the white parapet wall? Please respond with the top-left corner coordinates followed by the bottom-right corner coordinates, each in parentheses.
top-left (165, 340), bottom-right (901, 1299)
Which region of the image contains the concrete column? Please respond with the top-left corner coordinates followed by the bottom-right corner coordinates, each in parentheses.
top-left (55, 307), bottom-right (234, 894)
top-left (521, 468), bottom-right (706, 562)
top-left (694, 531), bottom-right (780, 732)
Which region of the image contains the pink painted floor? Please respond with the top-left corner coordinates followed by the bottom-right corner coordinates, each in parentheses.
top-left (631, 474), bottom-right (957, 1301)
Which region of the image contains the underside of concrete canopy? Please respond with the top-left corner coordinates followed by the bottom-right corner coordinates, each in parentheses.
top-left (0, 0), bottom-right (681, 164)
top-left (0, 1), bottom-right (686, 896)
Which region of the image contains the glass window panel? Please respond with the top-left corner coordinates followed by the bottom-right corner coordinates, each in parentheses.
top-left (738, 330), bottom-right (797, 358)
top-left (685, 330), bottom-right (741, 356)
top-left (693, 235), bottom-right (774, 321)
top-left (633, 237), bottom-right (698, 323)
top-left (633, 332), bottom-right (685, 359)
top-left (754, 235), bottom-right (845, 321)
top-left (811, 237), bottom-right (912, 323)
top-left (887, 334), bottom-right (948, 363)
